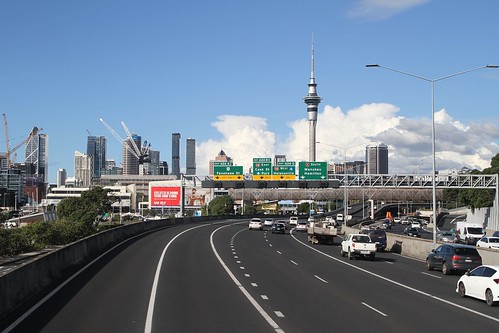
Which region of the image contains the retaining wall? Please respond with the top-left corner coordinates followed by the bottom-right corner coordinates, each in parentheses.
top-left (0, 216), bottom-right (219, 325)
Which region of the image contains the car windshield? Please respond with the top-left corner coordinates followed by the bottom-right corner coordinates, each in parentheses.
top-left (454, 247), bottom-right (479, 256)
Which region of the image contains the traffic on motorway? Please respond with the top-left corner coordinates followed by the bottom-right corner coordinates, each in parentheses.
top-left (2, 217), bottom-right (498, 333)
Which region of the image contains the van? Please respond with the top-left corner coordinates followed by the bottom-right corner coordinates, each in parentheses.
top-left (289, 216), bottom-right (298, 226)
top-left (336, 213), bottom-right (344, 222)
top-left (455, 222), bottom-right (485, 245)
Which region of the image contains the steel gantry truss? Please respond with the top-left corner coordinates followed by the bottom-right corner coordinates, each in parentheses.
top-left (205, 173), bottom-right (498, 202)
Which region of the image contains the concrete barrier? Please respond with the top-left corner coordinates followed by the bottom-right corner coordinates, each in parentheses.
top-left (0, 216), bottom-right (221, 326)
top-left (343, 226), bottom-right (499, 265)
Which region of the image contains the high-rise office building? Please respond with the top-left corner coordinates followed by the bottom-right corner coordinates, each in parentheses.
top-left (86, 136), bottom-right (107, 178)
top-left (25, 133), bottom-right (49, 183)
top-left (172, 133), bottom-right (181, 178)
top-left (57, 168), bottom-right (67, 187)
top-left (186, 138), bottom-right (196, 175)
top-left (209, 150), bottom-right (233, 175)
top-left (366, 144), bottom-right (389, 174)
top-left (148, 150), bottom-right (160, 175)
top-left (74, 151), bottom-right (92, 187)
top-left (159, 161), bottom-right (169, 175)
top-left (123, 134), bottom-right (141, 175)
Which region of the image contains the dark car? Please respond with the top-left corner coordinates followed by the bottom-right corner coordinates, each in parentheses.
top-left (271, 222), bottom-right (286, 234)
top-left (492, 231), bottom-right (499, 237)
top-left (403, 227), bottom-right (421, 238)
top-left (426, 244), bottom-right (482, 275)
top-left (360, 229), bottom-right (387, 252)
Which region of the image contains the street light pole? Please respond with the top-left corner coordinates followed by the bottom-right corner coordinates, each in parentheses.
top-left (366, 64), bottom-right (498, 246)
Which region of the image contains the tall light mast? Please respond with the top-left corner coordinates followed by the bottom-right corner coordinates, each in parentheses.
top-left (303, 36), bottom-right (322, 161)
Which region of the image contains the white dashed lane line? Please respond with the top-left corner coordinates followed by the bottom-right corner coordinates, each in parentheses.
top-left (362, 302), bottom-right (387, 317)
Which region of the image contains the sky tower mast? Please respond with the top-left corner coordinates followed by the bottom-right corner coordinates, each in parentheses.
top-left (303, 35), bottom-right (322, 161)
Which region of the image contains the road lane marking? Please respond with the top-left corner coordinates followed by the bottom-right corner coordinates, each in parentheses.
top-left (290, 232), bottom-right (499, 324)
top-left (240, 266), bottom-right (245, 270)
top-left (211, 225), bottom-right (285, 333)
top-left (314, 275), bottom-right (328, 283)
top-left (275, 311), bottom-right (285, 317)
top-left (421, 272), bottom-right (442, 279)
top-left (384, 261), bottom-right (394, 264)
top-left (290, 260), bottom-right (298, 265)
top-left (261, 295), bottom-right (269, 300)
top-left (276, 251), bottom-right (282, 255)
top-left (244, 274), bottom-right (250, 277)
top-left (361, 302), bottom-right (387, 317)
top-left (251, 283), bottom-right (258, 287)
top-left (145, 224), bottom-right (210, 333)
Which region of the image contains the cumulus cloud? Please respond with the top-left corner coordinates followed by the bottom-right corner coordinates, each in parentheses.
top-left (348, 0), bottom-right (431, 21)
top-left (196, 103), bottom-right (499, 176)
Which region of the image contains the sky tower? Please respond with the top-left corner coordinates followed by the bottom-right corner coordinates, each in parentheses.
top-left (303, 37), bottom-right (322, 161)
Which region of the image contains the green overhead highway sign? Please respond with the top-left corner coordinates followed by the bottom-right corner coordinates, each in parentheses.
top-left (271, 163), bottom-right (296, 180)
top-left (253, 158), bottom-right (272, 180)
top-left (298, 161), bottom-right (328, 180)
top-left (214, 165), bottom-right (243, 180)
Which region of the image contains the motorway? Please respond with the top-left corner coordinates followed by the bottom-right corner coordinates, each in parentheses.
top-left (3, 219), bottom-right (499, 332)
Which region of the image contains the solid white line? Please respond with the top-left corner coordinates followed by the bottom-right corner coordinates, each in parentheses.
top-left (290, 233), bottom-right (499, 324)
top-left (421, 272), bottom-right (442, 279)
top-left (314, 275), bottom-right (328, 283)
top-left (144, 224), bottom-right (208, 333)
top-left (361, 302), bottom-right (387, 317)
top-left (210, 225), bottom-right (284, 332)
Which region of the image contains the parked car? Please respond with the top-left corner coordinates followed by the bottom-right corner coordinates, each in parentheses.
top-left (403, 227), bottom-right (421, 238)
top-left (248, 218), bottom-right (263, 231)
top-left (426, 244), bottom-right (482, 275)
top-left (437, 230), bottom-right (456, 243)
top-left (360, 229), bottom-right (387, 252)
top-left (456, 265), bottom-right (499, 306)
top-left (263, 218), bottom-right (274, 227)
top-left (476, 237), bottom-right (499, 250)
top-left (295, 221), bottom-right (308, 232)
top-left (271, 222), bottom-right (286, 234)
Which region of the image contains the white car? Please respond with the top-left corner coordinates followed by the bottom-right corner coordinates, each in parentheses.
top-left (248, 218), bottom-right (263, 231)
top-left (295, 221), bottom-right (308, 232)
top-left (476, 237), bottom-right (499, 249)
top-left (411, 222), bottom-right (421, 229)
top-left (289, 216), bottom-right (298, 226)
top-left (263, 218), bottom-right (274, 227)
top-left (456, 265), bottom-right (499, 306)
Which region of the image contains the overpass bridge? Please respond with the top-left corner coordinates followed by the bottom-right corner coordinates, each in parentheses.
top-left (202, 173), bottom-right (498, 202)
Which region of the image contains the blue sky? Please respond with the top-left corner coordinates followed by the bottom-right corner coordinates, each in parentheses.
top-left (1, 0), bottom-right (498, 183)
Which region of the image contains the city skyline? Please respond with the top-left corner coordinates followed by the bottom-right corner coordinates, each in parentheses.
top-left (1, 1), bottom-right (498, 183)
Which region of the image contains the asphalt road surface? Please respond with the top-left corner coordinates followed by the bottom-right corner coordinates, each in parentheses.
top-left (4, 219), bottom-right (499, 332)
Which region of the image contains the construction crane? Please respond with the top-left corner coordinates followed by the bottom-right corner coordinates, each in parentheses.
top-left (99, 118), bottom-right (151, 172)
top-left (2, 113), bottom-right (41, 169)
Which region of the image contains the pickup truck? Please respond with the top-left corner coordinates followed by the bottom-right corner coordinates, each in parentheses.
top-left (340, 234), bottom-right (377, 260)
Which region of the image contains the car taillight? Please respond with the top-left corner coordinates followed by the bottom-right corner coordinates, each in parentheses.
top-left (452, 255), bottom-right (461, 261)
top-left (494, 279), bottom-right (499, 284)
top-left (352, 243), bottom-right (355, 248)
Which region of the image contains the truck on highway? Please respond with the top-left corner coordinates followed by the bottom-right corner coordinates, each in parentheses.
top-left (340, 234), bottom-right (377, 260)
top-left (455, 221), bottom-right (485, 245)
top-left (307, 220), bottom-right (338, 245)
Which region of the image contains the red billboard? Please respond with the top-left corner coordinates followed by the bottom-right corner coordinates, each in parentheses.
top-left (150, 186), bottom-right (182, 208)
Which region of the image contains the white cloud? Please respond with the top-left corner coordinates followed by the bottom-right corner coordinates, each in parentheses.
top-left (196, 103), bottom-right (499, 176)
top-left (348, 0), bottom-right (431, 20)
